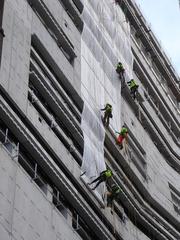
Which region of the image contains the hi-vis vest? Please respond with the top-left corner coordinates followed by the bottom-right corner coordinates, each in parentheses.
top-left (104, 170), bottom-right (112, 178)
top-left (117, 63), bottom-right (123, 70)
top-left (129, 80), bottom-right (138, 88)
top-left (106, 104), bottom-right (112, 113)
top-left (116, 63), bottom-right (124, 71)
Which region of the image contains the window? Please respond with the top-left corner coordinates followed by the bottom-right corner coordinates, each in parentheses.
top-left (0, 121), bottom-right (19, 156)
top-left (72, 210), bottom-right (101, 240)
top-left (28, 76), bottom-right (72, 143)
top-left (57, 0), bottom-right (84, 31)
top-left (53, 188), bottom-right (70, 219)
top-left (28, 69), bottom-right (82, 165)
top-left (30, 39), bottom-right (81, 118)
top-left (169, 183), bottom-right (180, 215)
top-left (122, 124), bottom-right (147, 179)
top-left (71, 0), bottom-right (83, 13)
top-left (28, 40), bottom-right (82, 158)
top-left (128, 144), bottom-right (147, 179)
top-left (28, 0), bottom-right (76, 64)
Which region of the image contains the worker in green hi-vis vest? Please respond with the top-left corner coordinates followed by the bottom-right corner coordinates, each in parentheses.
top-left (101, 103), bottom-right (113, 127)
top-left (88, 169), bottom-right (113, 190)
top-left (107, 184), bottom-right (122, 209)
top-left (116, 62), bottom-right (125, 79)
top-left (127, 79), bottom-right (139, 100)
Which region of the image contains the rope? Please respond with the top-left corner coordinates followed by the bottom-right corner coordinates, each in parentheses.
top-left (98, 0), bottom-right (108, 197)
top-left (114, 0), bottom-right (122, 131)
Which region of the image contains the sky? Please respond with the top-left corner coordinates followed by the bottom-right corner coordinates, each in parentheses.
top-left (135, 0), bottom-right (180, 76)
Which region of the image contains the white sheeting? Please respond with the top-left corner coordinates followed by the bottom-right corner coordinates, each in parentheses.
top-left (82, 0), bottom-right (133, 82)
top-left (81, 104), bottom-right (106, 178)
top-left (81, 0), bottom-right (133, 197)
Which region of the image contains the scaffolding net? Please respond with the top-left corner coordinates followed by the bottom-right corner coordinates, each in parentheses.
top-left (81, 0), bottom-right (133, 199)
top-left (81, 103), bottom-right (106, 198)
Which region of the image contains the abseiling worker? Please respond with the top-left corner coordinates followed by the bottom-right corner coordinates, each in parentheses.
top-left (107, 184), bottom-right (122, 209)
top-left (88, 169), bottom-right (113, 190)
top-left (116, 62), bottom-right (125, 79)
top-left (127, 79), bottom-right (139, 100)
top-left (116, 126), bottom-right (128, 149)
top-left (101, 103), bottom-right (113, 127)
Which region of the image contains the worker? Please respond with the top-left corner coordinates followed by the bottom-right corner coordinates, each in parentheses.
top-left (88, 169), bottom-right (113, 190)
top-left (116, 126), bottom-right (128, 149)
top-left (107, 184), bottom-right (122, 209)
top-left (116, 62), bottom-right (125, 75)
top-left (127, 79), bottom-right (139, 100)
top-left (101, 103), bottom-right (113, 127)
top-left (116, 62), bottom-right (125, 80)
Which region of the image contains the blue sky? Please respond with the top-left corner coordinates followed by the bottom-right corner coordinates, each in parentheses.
top-left (135, 0), bottom-right (180, 76)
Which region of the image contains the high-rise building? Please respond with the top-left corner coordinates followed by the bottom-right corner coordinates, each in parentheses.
top-left (0, 0), bottom-right (180, 239)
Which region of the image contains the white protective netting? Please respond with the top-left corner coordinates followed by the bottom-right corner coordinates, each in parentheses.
top-left (81, 103), bottom-right (106, 194)
top-left (81, 0), bottom-right (133, 198)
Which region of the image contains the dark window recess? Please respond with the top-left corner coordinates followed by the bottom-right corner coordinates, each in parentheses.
top-left (0, 0), bottom-right (5, 66)
top-left (0, 121), bottom-right (18, 154)
top-left (27, 0), bottom-right (75, 64)
top-left (28, 80), bottom-right (72, 145)
top-left (28, 47), bottom-right (82, 155)
top-left (121, 125), bottom-right (147, 179)
top-left (28, 76), bottom-right (83, 163)
top-left (133, 62), bottom-right (180, 140)
top-left (30, 38), bottom-right (82, 113)
top-left (129, 146), bottom-right (146, 178)
top-left (0, 123), bottom-right (6, 143)
top-left (71, 0), bottom-right (84, 14)
top-left (29, 82), bottom-right (54, 116)
top-left (57, 0), bottom-right (84, 31)
top-left (169, 183), bottom-right (180, 215)
top-left (18, 151), bottom-right (37, 179)
top-left (28, 90), bottom-right (50, 126)
top-left (52, 188), bottom-right (70, 219)
top-left (30, 45), bottom-right (81, 122)
top-left (72, 210), bottom-right (101, 240)
top-left (59, 45), bottom-right (72, 63)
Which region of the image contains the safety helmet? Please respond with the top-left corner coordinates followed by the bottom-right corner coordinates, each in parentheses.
top-left (122, 125), bottom-right (128, 132)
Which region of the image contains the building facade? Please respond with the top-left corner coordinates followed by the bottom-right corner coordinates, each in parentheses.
top-left (0, 0), bottom-right (180, 240)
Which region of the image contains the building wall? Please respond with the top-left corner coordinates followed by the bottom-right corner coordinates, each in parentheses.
top-left (0, 0), bottom-right (180, 240)
top-left (0, 145), bottom-right (82, 240)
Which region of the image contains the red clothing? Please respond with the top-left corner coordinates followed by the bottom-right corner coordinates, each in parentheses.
top-left (117, 133), bottom-right (127, 144)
